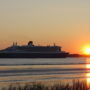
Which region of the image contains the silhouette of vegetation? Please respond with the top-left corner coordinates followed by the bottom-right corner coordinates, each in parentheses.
top-left (1, 80), bottom-right (90, 90)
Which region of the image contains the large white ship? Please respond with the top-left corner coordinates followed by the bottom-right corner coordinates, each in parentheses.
top-left (0, 41), bottom-right (69, 58)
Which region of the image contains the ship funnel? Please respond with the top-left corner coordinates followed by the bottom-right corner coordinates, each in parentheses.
top-left (28, 41), bottom-right (34, 46)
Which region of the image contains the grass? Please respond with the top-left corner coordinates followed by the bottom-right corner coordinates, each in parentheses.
top-left (1, 80), bottom-right (90, 90)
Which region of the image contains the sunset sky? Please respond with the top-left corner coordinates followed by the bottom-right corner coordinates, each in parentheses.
top-left (0, 0), bottom-right (90, 54)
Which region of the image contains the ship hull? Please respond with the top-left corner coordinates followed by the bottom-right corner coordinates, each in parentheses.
top-left (0, 53), bottom-right (68, 58)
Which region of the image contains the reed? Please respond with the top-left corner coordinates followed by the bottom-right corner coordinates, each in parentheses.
top-left (1, 80), bottom-right (90, 90)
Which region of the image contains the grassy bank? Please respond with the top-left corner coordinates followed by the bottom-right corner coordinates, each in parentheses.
top-left (1, 80), bottom-right (90, 90)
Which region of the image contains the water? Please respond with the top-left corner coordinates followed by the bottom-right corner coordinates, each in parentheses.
top-left (0, 57), bottom-right (90, 85)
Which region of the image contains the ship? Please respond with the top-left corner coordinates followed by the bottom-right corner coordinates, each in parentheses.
top-left (0, 41), bottom-right (69, 58)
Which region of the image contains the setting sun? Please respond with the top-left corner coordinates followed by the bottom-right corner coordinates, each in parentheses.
top-left (82, 46), bottom-right (90, 55)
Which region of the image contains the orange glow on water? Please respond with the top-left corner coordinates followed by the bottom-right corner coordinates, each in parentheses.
top-left (87, 73), bottom-right (90, 77)
top-left (86, 73), bottom-right (90, 84)
top-left (86, 58), bottom-right (90, 85)
top-left (86, 64), bottom-right (90, 68)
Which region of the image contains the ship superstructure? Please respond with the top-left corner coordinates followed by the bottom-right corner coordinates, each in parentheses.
top-left (1, 41), bottom-right (62, 53)
top-left (0, 41), bottom-right (69, 58)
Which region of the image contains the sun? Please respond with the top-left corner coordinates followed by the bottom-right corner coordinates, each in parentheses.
top-left (83, 46), bottom-right (90, 55)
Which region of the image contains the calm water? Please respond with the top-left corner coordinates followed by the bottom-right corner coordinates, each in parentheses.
top-left (0, 57), bottom-right (90, 85)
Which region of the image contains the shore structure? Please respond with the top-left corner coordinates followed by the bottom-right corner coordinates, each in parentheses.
top-left (0, 41), bottom-right (69, 58)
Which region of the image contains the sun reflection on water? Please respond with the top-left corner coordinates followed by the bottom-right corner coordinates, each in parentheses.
top-left (86, 58), bottom-right (90, 85)
top-left (86, 73), bottom-right (90, 84)
top-left (86, 64), bottom-right (90, 68)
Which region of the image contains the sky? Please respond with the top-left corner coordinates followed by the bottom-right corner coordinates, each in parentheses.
top-left (0, 0), bottom-right (90, 54)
